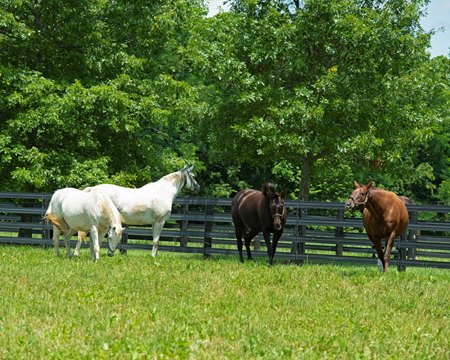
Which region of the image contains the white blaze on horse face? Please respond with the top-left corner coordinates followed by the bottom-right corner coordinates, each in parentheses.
top-left (346, 187), bottom-right (369, 211)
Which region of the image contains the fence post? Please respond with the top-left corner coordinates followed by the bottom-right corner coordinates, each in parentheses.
top-left (41, 194), bottom-right (51, 246)
top-left (397, 232), bottom-right (406, 272)
top-left (180, 203), bottom-right (189, 248)
top-left (335, 208), bottom-right (344, 256)
top-left (407, 208), bottom-right (418, 260)
top-left (292, 203), bottom-right (306, 263)
top-left (19, 198), bottom-right (35, 238)
top-left (203, 200), bottom-right (213, 259)
top-left (120, 226), bottom-right (128, 255)
top-left (254, 236), bottom-right (261, 252)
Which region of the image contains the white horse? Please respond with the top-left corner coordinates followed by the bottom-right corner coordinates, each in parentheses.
top-left (44, 187), bottom-right (124, 262)
top-left (83, 165), bottom-right (200, 257)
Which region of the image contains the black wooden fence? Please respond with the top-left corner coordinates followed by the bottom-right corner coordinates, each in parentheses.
top-left (1, 192), bottom-right (449, 269)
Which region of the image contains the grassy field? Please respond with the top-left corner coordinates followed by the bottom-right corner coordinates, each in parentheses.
top-left (0, 246), bottom-right (448, 359)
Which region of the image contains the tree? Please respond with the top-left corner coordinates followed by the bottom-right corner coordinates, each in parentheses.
top-left (190, 0), bottom-right (440, 200)
top-left (0, 0), bottom-right (207, 191)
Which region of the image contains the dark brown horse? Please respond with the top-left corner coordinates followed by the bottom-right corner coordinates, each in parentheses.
top-left (346, 181), bottom-right (409, 272)
top-left (231, 183), bottom-right (286, 265)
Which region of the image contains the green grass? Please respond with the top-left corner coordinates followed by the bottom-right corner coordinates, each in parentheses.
top-left (0, 246), bottom-right (449, 359)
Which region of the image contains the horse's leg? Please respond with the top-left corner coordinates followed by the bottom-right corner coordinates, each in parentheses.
top-left (74, 231), bottom-right (86, 257)
top-left (235, 226), bottom-right (244, 263)
top-left (244, 229), bottom-right (258, 261)
top-left (90, 226), bottom-right (100, 262)
top-left (52, 225), bottom-right (61, 257)
top-left (63, 229), bottom-right (76, 258)
top-left (383, 232), bottom-right (397, 272)
top-left (272, 231), bottom-right (282, 263)
top-left (369, 234), bottom-right (385, 272)
top-left (151, 221), bottom-right (164, 258)
top-left (262, 231), bottom-right (274, 265)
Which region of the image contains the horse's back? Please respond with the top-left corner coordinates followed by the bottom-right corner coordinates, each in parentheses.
top-left (87, 183), bottom-right (169, 225)
top-left (86, 184), bottom-right (135, 202)
top-left (49, 188), bottom-right (86, 213)
top-left (232, 189), bottom-right (262, 213)
top-left (47, 188), bottom-right (97, 231)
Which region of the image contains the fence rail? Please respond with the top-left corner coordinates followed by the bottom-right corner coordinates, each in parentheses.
top-left (0, 192), bottom-right (449, 269)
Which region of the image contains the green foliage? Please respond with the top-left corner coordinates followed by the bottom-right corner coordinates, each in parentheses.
top-left (190, 0), bottom-right (446, 200)
top-left (0, 1), bottom-right (207, 191)
top-left (0, 246), bottom-right (449, 358)
top-left (0, 0), bottom-right (448, 203)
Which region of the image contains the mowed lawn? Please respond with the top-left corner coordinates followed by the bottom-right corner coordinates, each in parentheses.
top-left (0, 245), bottom-right (448, 359)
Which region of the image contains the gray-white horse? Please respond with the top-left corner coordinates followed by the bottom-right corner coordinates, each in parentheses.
top-left (44, 187), bottom-right (123, 262)
top-left (83, 166), bottom-right (200, 257)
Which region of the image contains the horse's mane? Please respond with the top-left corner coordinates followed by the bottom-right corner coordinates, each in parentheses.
top-left (261, 183), bottom-right (277, 198)
top-left (159, 170), bottom-right (185, 188)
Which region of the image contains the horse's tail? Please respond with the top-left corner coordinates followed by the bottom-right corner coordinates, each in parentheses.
top-left (44, 212), bottom-right (68, 231)
top-left (261, 182), bottom-right (276, 198)
top-left (43, 201), bottom-right (54, 223)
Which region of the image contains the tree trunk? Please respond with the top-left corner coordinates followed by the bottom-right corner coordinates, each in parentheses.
top-left (299, 153), bottom-right (313, 201)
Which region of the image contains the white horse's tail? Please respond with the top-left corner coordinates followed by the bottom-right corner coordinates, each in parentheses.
top-left (44, 201), bottom-right (52, 219)
top-left (44, 194), bottom-right (68, 231)
top-left (44, 212), bottom-right (68, 232)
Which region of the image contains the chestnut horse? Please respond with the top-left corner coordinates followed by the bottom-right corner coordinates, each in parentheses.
top-left (346, 181), bottom-right (409, 272)
top-left (231, 183), bottom-right (286, 265)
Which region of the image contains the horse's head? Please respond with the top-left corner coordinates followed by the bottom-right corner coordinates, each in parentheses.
top-left (183, 165), bottom-right (200, 193)
top-left (107, 224), bottom-right (124, 257)
top-left (269, 192), bottom-right (286, 231)
top-left (346, 181), bottom-right (372, 211)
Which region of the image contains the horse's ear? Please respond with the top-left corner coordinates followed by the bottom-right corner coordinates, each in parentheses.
top-left (279, 192), bottom-right (285, 200)
top-left (262, 183), bottom-right (276, 198)
top-left (354, 181), bottom-right (361, 189)
top-left (366, 181), bottom-right (372, 190)
top-left (187, 165), bottom-right (194, 172)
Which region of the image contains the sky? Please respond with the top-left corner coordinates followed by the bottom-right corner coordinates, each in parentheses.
top-left (207, 0), bottom-right (449, 58)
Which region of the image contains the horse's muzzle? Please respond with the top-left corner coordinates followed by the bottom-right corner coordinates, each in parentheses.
top-left (345, 199), bottom-right (354, 210)
top-left (107, 243), bottom-right (116, 257)
top-left (273, 218), bottom-right (283, 231)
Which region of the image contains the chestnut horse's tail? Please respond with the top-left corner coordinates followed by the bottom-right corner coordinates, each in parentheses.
top-left (261, 183), bottom-right (276, 198)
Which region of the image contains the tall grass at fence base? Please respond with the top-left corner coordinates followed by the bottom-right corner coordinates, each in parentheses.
top-left (0, 245), bottom-right (448, 359)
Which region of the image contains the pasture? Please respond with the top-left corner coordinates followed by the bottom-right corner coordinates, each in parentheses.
top-left (0, 246), bottom-right (448, 359)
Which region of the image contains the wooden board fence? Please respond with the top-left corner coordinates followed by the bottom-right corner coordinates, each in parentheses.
top-left (0, 192), bottom-right (449, 269)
